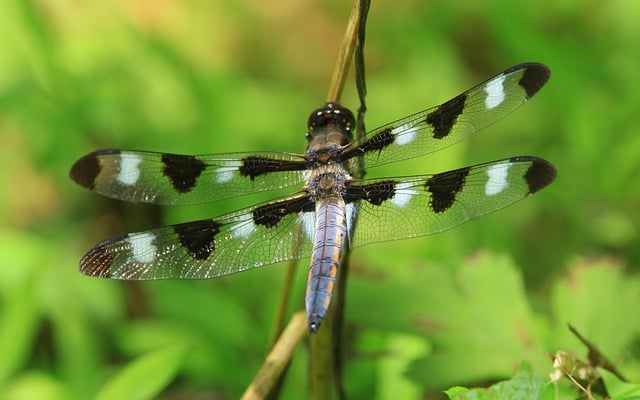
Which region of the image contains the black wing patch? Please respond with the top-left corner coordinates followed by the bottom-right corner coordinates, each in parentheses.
top-left (161, 154), bottom-right (206, 193)
top-left (425, 93), bottom-right (467, 139)
top-left (425, 167), bottom-right (470, 213)
top-left (174, 219), bottom-right (220, 260)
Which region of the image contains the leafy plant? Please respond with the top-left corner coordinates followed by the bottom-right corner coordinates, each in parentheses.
top-left (1, 0), bottom-right (639, 399)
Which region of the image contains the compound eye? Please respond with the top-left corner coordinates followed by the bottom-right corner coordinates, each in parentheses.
top-left (306, 102), bottom-right (355, 131)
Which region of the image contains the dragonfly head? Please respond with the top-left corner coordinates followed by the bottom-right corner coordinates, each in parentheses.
top-left (306, 102), bottom-right (355, 143)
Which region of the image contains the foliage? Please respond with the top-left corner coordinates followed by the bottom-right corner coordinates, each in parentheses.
top-left (1, 0), bottom-right (639, 399)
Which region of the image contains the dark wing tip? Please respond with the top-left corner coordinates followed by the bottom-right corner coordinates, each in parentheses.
top-left (70, 153), bottom-right (101, 190)
top-left (79, 247), bottom-right (114, 278)
top-left (78, 235), bottom-right (126, 278)
top-left (70, 150), bottom-right (121, 190)
top-left (517, 62), bottom-right (551, 98)
top-left (521, 157), bottom-right (557, 194)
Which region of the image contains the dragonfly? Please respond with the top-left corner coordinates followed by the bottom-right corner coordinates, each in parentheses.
top-left (70, 62), bottom-right (556, 333)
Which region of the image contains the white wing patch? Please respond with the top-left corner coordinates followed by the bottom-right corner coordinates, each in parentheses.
top-left (127, 232), bottom-right (158, 263)
top-left (215, 167), bottom-right (236, 183)
top-left (117, 153), bottom-right (143, 186)
top-left (484, 74), bottom-right (507, 110)
top-left (391, 123), bottom-right (420, 146)
top-left (231, 218), bottom-right (256, 239)
top-left (485, 162), bottom-right (510, 196)
top-left (391, 181), bottom-right (419, 207)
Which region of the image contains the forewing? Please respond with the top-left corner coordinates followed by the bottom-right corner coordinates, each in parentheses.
top-left (70, 149), bottom-right (308, 205)
top-left (347, 156), bottom-right (556, 247)
top-left (342, 63), bottom-right (550, 167)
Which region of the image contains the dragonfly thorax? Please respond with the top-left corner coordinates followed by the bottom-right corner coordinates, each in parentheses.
top-left (306, 164), bottom-right (351, 201)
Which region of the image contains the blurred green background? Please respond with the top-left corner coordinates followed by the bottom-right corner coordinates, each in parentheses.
top-left (1, 0), bottom-right (639, 399)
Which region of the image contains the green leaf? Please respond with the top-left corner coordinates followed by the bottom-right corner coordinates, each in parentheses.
top-left (600, 369), bottom-right (640, 400)
top-left (445, 386), bottom-right (469, 397)
top-left (395, 252), bottom-right (546, 388)
top-left (94, 344), bottom-right (189, 400)
top-left (0, 234), bottom-right (42, 386)
top-left (550, 258), bottom-right (640, 359)
top-left (444, 363), bottom-right (546, 400)
top-left (377, 333), bottom-right (429, 399)
top-left (0, 371), bottom-right (70, 400)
